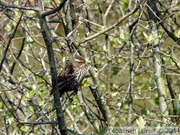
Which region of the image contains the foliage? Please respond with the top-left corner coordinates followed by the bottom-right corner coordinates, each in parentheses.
top-left (0, 0), bottom-right (180, 134)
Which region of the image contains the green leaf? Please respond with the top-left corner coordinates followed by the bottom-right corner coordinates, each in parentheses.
top-left (20, 126), bottom-right (28, 132)
top-left (174, 101), bottom-right (180, 114)
top-left (114, 122), bottom-right (120, 126)
top-left (124, 1), bottom-right (128, 7)
top-left (44, 0), bottom-right (52, 3)
top-left (99, 127), bottom-right (108, 135)
top-left (141, 108), bottom-right (147, 115)
top-left (154, 98), bottom-right (159, 105)
top-left (28, 105), bottom-right (34, 112)
top-left (29, 89), bottom-right (37, 97)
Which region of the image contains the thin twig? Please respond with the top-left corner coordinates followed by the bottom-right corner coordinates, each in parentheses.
top-left (0, 1), bottom-right (39, 11)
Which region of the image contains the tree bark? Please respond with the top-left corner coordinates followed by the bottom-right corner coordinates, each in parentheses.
top-left (147, 0), bottom-right (168, 125)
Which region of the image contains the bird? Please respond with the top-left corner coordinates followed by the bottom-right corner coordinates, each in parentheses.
top-left (50, 55), bottom-right (88, 97)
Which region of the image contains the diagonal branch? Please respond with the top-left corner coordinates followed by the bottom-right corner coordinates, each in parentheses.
top-left (0, 11), bottom-right (24, 72)
top-left (80, 1), bottom-right (143, 43)
top-left (41, 0), bottom-right (67, 18)
top-left (0, 1), bottom-right (39, 11)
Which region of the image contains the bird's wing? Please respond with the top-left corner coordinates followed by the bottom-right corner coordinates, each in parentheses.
top-left (57, 61), bottom-right (74, 81)
top-left (50, 74), bottom-right (75, 95)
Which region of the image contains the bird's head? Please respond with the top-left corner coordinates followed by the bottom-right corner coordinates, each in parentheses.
top-left (73, 55), bottom-right (87, 69)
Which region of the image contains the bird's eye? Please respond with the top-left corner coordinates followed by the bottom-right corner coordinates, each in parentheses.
top-left (76, 60), bottom-right (83, 63)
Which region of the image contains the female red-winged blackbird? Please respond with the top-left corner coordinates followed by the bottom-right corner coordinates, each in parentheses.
top-left (51, 55), bottom-right (88, 97)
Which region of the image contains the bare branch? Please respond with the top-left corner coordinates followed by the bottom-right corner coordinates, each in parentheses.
top-left (0, 1), bottom-right (39, 11)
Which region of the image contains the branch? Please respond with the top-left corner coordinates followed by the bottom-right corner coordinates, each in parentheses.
top-left (39, 1), bottom-right (68, 134)
top-left (80, 1), bottom-right (142, 43)
top-left (0, 1), bottom-right (39, 11)
top-left (160, 22), bottom-right (180, 45)
top-left (89, 86), bottom-right (107, 123)
top-left (0, 10), bottom-right (23, 72)
top-left (10, 30), bottom-right (26, 74)
top-left (18, 121), bottom-right (58, 125)
top-left (146, 0), bottom-right (180, 45)
top-left (147, 0), bottom-right (168, 124)
top-left (41, 0), bottom-right (67, 18)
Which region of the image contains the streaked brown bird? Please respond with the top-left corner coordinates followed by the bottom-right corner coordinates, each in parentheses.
top-left (51, 55), bottom-right (88, 97)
